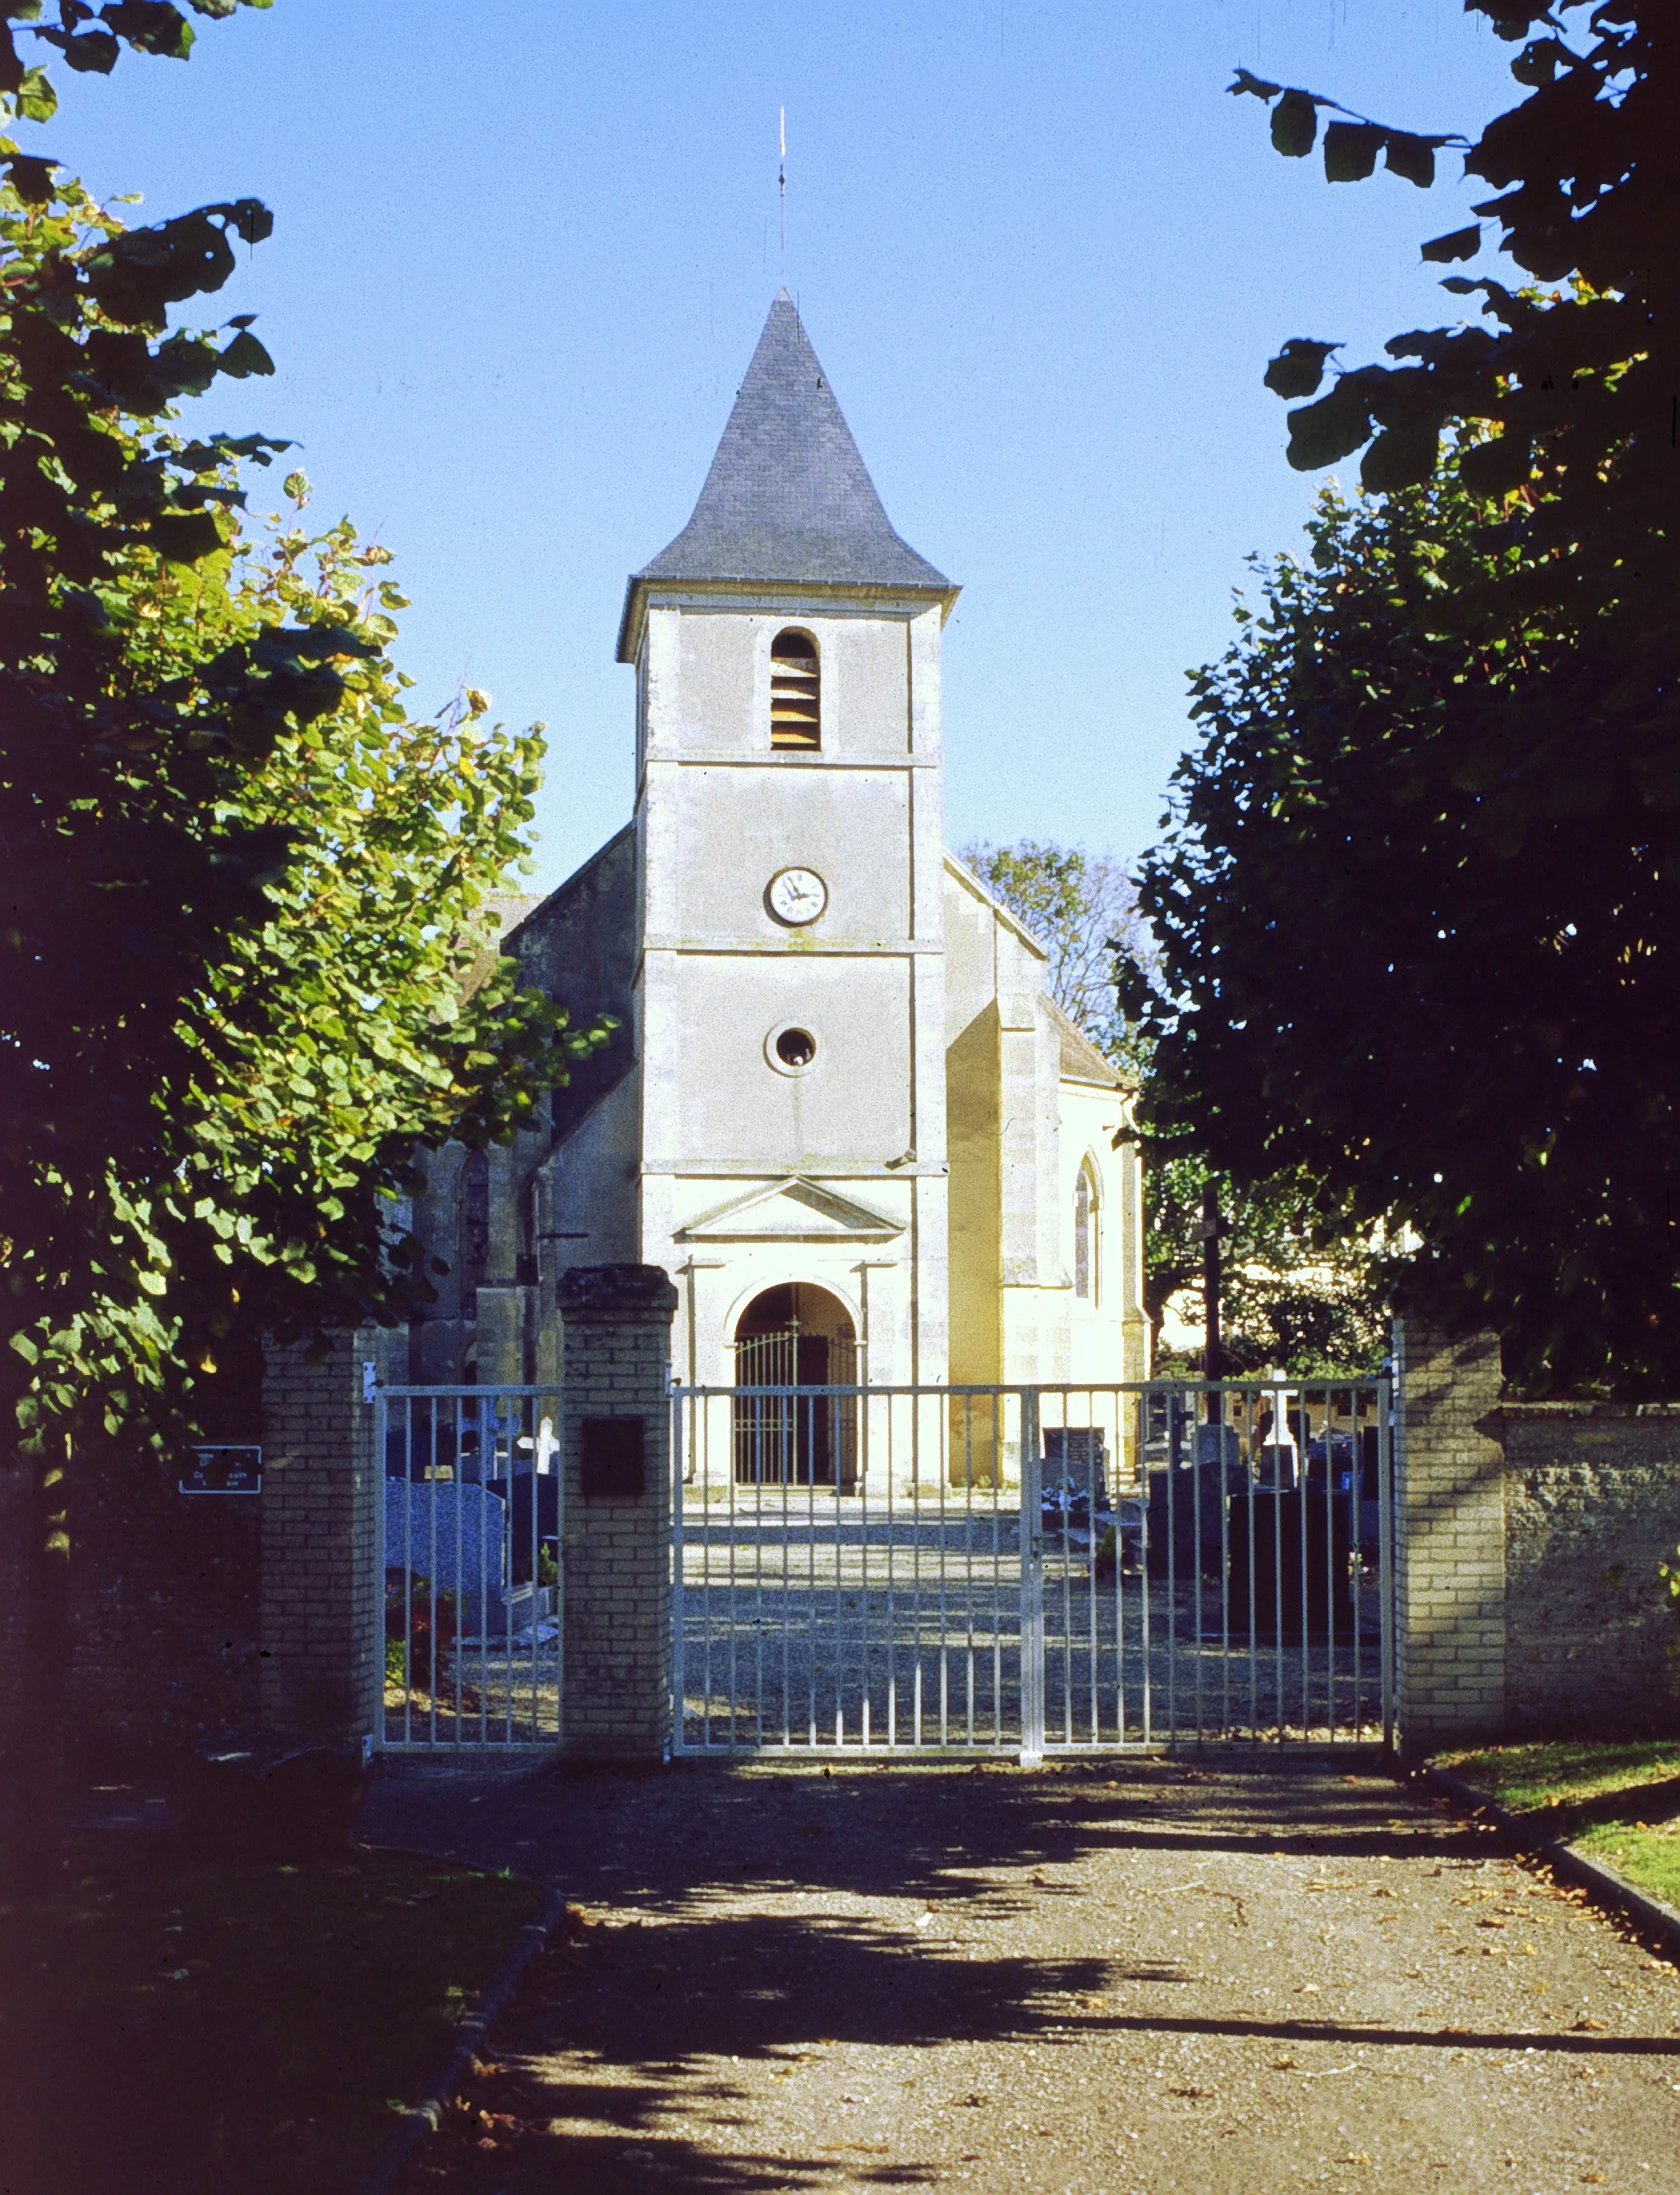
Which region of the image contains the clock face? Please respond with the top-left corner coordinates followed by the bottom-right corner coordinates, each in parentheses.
top-left (766, 866), bottom-right (827, 926)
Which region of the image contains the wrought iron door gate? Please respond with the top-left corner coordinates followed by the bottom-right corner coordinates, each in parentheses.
top-left (672, 1378), bottom-right (1394, 1757)
top-left (375, 1383), bottom-right (564, 1749)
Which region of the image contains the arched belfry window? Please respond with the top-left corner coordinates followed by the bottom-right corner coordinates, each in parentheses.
top-left (1074, 1157), bottom-right (1099, 1302)
top-left (770, 628), bottom-right (821, 750)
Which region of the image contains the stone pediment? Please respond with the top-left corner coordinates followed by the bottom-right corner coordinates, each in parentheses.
top-left (675, 1176), bottom-right (904, 1243)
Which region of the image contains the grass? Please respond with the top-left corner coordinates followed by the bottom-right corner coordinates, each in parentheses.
top-left (0, 1836), bottom-right (545, 2195)
top-left (1436, 1738), bottom-right (1680, 1914)
top-left (1438, 1737), bottom-right (1680, 1817)
top-left (1573, 1817), bottom-right (1680, 1912)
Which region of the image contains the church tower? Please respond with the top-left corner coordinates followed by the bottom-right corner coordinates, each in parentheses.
top-left (616, 292), bottom-right (960, 1395)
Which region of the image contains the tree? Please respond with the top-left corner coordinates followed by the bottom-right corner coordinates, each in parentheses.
top-left (959, 840), bottom-right (1147, 1062)
top-left (0, 12), bottom-right (593, 1868)
top-left (963, 840), bottom-right (1385, 1375)
top-left (1135, 460), bottom-right (1673, 1393)
top-left (1132, 2), bottom-right (1680, 1393)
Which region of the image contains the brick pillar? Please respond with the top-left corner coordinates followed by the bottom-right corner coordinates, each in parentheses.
top-left (1393, 1317), bottom-right (1506, 1753)
top-left (559, 1266), bottom-right (678, 1760)
top-left (258, 1330), bottom-right (388, 1742)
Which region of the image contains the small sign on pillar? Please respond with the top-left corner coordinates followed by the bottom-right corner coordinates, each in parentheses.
top-left (579, 1416), bottom-right (646, 1499)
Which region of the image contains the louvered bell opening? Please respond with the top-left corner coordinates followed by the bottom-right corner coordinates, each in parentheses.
top-left (770, 630), bottom-right (821, 750)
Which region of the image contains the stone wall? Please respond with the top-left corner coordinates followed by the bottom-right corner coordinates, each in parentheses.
top-left (1501, 1404), bottom-right (1680, 1735)
top-left (1392, 1318), bottom-right (1680, 1751)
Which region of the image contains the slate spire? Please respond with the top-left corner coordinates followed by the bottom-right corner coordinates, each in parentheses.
top-left (619, 292), bottom-right (950, 656)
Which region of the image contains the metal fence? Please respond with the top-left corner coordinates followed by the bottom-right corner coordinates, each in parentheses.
top-left (375, 1383), bottom-right (563, 1749)
top-left (672, 1378), bottom-right (1394, 1760)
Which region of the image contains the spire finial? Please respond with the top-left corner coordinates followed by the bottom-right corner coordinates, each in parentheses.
top-left (778, 107), bottom-right (787, 275)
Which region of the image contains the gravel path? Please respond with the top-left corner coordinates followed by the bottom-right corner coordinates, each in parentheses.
top-left (369, 1753), bottom-right (1680, 2193)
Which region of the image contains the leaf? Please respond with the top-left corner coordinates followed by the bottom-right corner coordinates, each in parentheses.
top-left (16, 62), bottom-right (57, 117)
top-left (1264, 338), bottom-right (1342, 400)
top-left (99, 1), bottom-right (195, 58)
top-left (1510, 36), bottom-right (1563, 87)
top-left (1271, 88), bottom-right (1319, 160)
top-left (218, 329), bottom-right (274, 378)
top-left (150, 509), bottom-right (224, 563)
top-left (1227, 67), bottom-right (1281, 103)
top-left (1383, 132), bottom-right (1438, 188)
top-left (1360, 422), bottom-right (1438, 491)
top-left (215, 195), bottom-right (273, 246)
top-left (1421, 223), bottom-right (1481, 264)
top-left (4, 151), bottom-right (58, 204)
top-left (1457, 434), bottom-right (1533, 497)
top-left (58, 27), bottom-right (120, 69)
top-left (1284, 378), bottom-right (1374, 471)
top-left (1322, 120), bottom-right (1383, 182)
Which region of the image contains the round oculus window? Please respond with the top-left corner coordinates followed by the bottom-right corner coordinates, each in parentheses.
top-left (766, 1023), bottom-right (818, 1074)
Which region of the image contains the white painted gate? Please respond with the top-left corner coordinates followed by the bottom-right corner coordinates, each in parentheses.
top-left (375, 1383), bottom-right (564, 1749)
top-left (671, 1378), bottom-right (1394, 1757)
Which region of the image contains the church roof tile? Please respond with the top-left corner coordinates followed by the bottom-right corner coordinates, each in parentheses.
top-left (619, 292), bottom-right (950, 656)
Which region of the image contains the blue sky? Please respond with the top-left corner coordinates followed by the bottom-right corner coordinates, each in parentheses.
top-left (35, 0), bottom-right (1521, 891)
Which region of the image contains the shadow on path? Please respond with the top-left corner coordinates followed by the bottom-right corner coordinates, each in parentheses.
top-left (374, 1753), bottom-right (1679, 2194)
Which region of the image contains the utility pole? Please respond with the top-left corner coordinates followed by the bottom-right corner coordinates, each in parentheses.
top-left (1201, 1179), bottom-right (1223, 1423)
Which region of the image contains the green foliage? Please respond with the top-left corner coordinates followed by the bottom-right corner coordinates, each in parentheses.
top-left (958, 839), bottom-right (1146, 1065)
top-left (2, 2), bottom-right (272, 99)
top-left (1133, 462), bottom-right (1678, 1395)
top-left (1153, 2), bottom-right (1680, 1394)
top-left (1659, 1547), bottom-right (1680, 1659)
top-left (964, 840), bottom-right (1384, 1374)
top-left (0, 73), bottom-right (590, 1466)
top-left (1144, 1151), bottom-right (1386, 1379)
top-left (1236, 7), bottom-right (1677, 706)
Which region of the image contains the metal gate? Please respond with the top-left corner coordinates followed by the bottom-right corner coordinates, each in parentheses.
top-left (672, 1378), bottom-right (1394, 1758)
top-left (375, 1383), bottom-right (563, 1749)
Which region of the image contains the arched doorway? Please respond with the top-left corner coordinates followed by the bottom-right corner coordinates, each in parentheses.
top-left (733, 1283), bottom-right (858, 1489)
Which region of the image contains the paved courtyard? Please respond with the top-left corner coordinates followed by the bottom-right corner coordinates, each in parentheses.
top-left (367, 1752), bottom-right (1680, 2194)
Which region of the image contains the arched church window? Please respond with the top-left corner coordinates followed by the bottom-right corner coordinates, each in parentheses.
top-left (1074, 1158), bottom-right (1098, 1302)
top-left (458, 1148), bottom-right (490, 1318)
top-left (770, 628), bottom-right (821, 750)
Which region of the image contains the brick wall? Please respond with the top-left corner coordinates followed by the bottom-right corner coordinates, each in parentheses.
top-left (558, 1265), bottom-right (678, 1759)
top-left (258, 1332), bottom-right (387, 1742)
top-left (65, 1448), bottom-right (262, 1763)
top-left (1394, 1320), bottom-right (1507, 1751)
top-left (1502, 1404), bottom-right (1680, 1734)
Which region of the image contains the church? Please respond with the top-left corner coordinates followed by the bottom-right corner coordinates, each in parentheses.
top-left (404, 292), bottom-right (1149, 1443)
